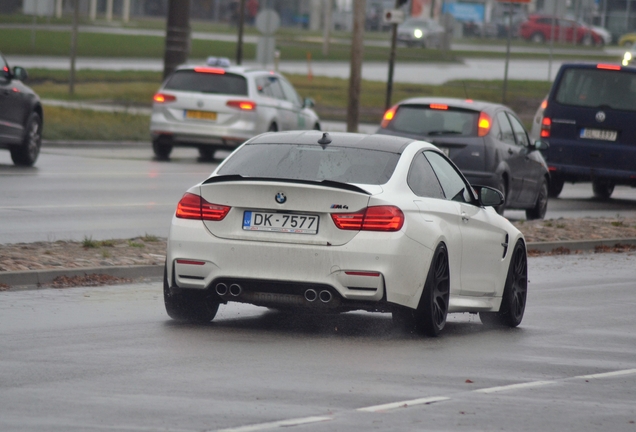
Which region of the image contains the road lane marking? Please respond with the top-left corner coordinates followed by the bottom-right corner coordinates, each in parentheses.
top-left (473, 380), bottom-right (557, 394)
top-left (575, 368), bottom-right (636, 380)
top-left (357, 396), bottom-right (451, 413)
top-left (214, 416), bottom-right (332, 432)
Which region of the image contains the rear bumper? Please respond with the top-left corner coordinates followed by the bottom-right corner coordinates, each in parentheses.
top-left (166, 217), bottom-right (433, 311)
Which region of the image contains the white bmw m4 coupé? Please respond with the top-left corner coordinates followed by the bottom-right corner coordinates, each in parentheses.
top-left (164, 131), bottom-right (528, 336)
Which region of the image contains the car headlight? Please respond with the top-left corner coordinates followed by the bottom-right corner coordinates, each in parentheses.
top-left (624, 52), bottom-right (632, 61)
top-left (414, 29), bottom-right (423, 39)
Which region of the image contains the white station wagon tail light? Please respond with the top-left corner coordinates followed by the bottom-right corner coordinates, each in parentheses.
top-left (226, 100), bottom-right (257, 111)
top-left (153, 93), bottom-right (176, 103)
top-left (176, 192), bottom-right (231, 221)
top-left (331, 206), bottom-right (404, 231)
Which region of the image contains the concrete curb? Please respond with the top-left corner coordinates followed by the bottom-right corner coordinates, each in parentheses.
top-left (43, 140), bottom-right (150, 148)
top-left (0, 265), bottom-right (163, 291)
top-left (2, 238), bottom-right (636, 291)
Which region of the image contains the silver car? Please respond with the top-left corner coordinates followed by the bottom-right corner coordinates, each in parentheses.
top-left (150, 60), bottom-right (320, 160)
top-left (397, 18), bottom-right (445, 48)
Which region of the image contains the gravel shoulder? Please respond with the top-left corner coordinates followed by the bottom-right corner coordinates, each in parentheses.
top-left (2, 217), bottom-right (636, 274)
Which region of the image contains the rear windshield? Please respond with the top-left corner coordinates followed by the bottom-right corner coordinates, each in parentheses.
top-left (555, 68), bottom-right (636, 111)
top-left (217, 144), bottom-right (400, 185)
top-left (386, 105), bottom-right (478, 137)
top-left (164, 70), bottom-right (248, 95)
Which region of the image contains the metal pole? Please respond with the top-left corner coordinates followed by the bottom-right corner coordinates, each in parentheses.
top-left (69, 0), bottom-right (80, 95)
top-left (548, 0), bottom-right (557, 82)
top-left (236, 0), bottom-right (246, 65)
top-left (163, 0), bottom-right (191, 80)
top-left (347, 0), bottom-right (366, 133)
top-left (502, 4), bottom-right (512, 104)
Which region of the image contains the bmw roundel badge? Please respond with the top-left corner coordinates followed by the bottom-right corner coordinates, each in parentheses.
top-left (275, 192), bottom-right (286, 204)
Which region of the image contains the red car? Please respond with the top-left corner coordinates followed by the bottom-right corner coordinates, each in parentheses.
top-left (519, 15), bottom-right (604, 46)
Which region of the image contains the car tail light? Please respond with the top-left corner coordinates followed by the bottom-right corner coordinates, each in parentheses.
top-left (331, 206), bottom-right (404, 232)
top-left (540, 99), bottom-right (548, 109)
top-left (540, 117), bottom-right (551, 138)
top-left (226, 100), bottom-right (256, 111)
top-left (153, 93), bottom-right (176, 103)
top-left (381, 105), bottom-right (398, 128)
top-left (193, 67), bottom-right (226, 74)
top-left (176, 193), bottom-right (231, 221)
top-left (597, 64), bottom-right (621, 71)
top-left (344, 271), bottom-right (381, 277)
top-left (429, 103), bottom-right (448, 110)
top-left (477, 112), bottom-right (491, 137)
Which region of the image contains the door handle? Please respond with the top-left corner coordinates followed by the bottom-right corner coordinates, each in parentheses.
top-left (461, 212), bottom-right (469, 223)
top-left (507, 148), bottom-right (514, 155)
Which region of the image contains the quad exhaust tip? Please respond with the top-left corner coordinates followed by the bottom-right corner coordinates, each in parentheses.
top-left (319, 290), bottom-right (333, 303)
top-left (229, 284), bottom-right (242, 297)
top-left (304, 289), bottom-right (317, 302)
top-left (215, 283), bottom-right (228, 296)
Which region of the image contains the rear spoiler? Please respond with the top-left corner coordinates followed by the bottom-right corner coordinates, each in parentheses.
top-left (202, 175), bottom-right (371, 195)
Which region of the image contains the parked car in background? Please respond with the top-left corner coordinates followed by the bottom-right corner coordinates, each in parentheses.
top-left (376, 97), bottom-right (550, 219)
top-left (150, 57), bottom-right (320, 161)
top-left (532, 62), bottom-right (636, 199)
top-left (163, 131), bottom-right (528, 336)
top-left (589, 24), bottom-right (612, 45)
top-left (397, 18), bottom-right (445, 48)
top-left (618, 32), bottom-right (636, 47)
top-left (519, 15), bottom-right (605, 46)
top-left (622, 44), bottom-right (636, 65)
top-left (0, 53), bottom-right (43, 167)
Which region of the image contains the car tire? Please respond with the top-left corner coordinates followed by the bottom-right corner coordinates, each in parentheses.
top-left (548, 176), bottom-right (565, 198)
top-left (530, 32), bottom-right (545, 43)
top-left (313, 123), bottom-right (321, 131)
top-left (392, 243), bottom-right (450, 337)
top-left (525, 177), bottom-right (548, 220)
top-left (163, 265), bottom-right (220, 323)
top-left (592, 179), bottom-right (615, 200)
top-left (495, 177), bottom-right (507, 215)
top-left (198, 146), bottom-right (215, 161)
top-left (479, 239), bottom-right (527, 328)
top-left (268, 123), bottom-right (278, 132)
top-left (10, 112), bottom-right (42, 167)
top-left (581, 34), bottom-right (593, 46)
top-left (152, 139), bottom-right (173, 160)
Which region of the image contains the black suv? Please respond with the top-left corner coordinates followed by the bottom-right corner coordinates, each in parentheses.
top-left (536, 62), bottom-right (636, 199)
top-left (0, 53), bottom-right (43, 166)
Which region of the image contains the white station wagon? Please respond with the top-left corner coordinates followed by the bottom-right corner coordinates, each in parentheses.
top-left (150, 58), bottom-right (320, 161)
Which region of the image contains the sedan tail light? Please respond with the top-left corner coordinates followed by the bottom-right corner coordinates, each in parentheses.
top-left (176, 193), bottom-right (230, 221)
top-left (540, 117), bottom-right (551, 138)
top-left (477, 112), bottom-right (491, 137)
top-left (331, 206), bottom-right (404, 232)
top-left (226, 100), bottom-right (257, 111)
top-left (153, 93), bottom-right (176, 103)
top-left (381, 105), bottom-right (398, 128)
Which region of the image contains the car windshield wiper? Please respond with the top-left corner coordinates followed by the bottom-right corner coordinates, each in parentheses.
top-left (427, 130), bottom-right (462, 136)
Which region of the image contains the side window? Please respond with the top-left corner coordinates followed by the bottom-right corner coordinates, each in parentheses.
top-left (279, 77), bottom-right (303, 106)
top-left (407, 152), bottom-right (445, 199)
top-left (424, 151), bottom-right (473, 203)
top-left (258, 76), bottom-right (285, 100)
top-left (507, 113), bottom-right (530, 146)
top-left (496, 112), bottom-right (516, 145)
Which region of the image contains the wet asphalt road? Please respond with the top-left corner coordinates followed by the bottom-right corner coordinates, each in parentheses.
top-left (1, 253), bottom-right (635, 431)
top-left (2, 146), bottom-right (636, 244)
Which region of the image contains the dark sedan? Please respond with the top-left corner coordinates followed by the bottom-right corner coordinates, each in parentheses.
top-left (376, 97), bottom-right (550, 219)
top-left (0, 53), bottom-right (43, 166)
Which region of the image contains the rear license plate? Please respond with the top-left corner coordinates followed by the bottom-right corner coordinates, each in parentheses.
top-left (242, 211), bottom-right (319, 234)
top-left (185, 110), bottom-right (217, 121)
top-left (580, 128), bottom-right (617, 141)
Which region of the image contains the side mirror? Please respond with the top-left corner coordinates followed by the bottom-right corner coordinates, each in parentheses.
top-left (13, 66), bottom-right (28, 82)
top-left (533, 139), bottom-right (549, 151)
top-left (303, 97), bottom-right (315, 108)
top-left (475, 185), bottom-right (505, 207)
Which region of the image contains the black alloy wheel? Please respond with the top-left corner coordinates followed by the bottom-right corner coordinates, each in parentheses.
top-left (548, 176), bottom-right (564, 198)
top-left (480, 240), bottom-right (527, 328)
top-left (152, 139), bottom-right (173, 160)
top-left (10, 112), bottom-right (42, 166)
top-left (198, 146), bottom-right (216, 161)
top-left (268, 123), bottom-right (278, 132)
top-left (163, 265), bottom-right (220, 323)
top-left (495, 177), bottom-right (507, 215)
top-left (592, 179), bottom-right (615, 200)
top-left (418, 243), bottom-right (450, 336)
top-left (526, 177), bottom-right (548, 220)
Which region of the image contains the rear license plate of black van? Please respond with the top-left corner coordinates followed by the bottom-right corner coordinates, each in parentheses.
top-left (580, 128), bottom-right (617, 141)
